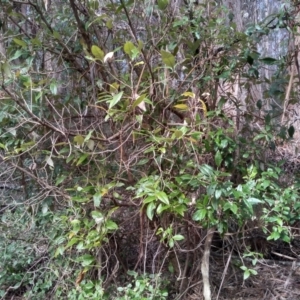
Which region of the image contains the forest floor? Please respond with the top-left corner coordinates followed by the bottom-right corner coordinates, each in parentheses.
top-left (184, 243), bottom-right (300, 300)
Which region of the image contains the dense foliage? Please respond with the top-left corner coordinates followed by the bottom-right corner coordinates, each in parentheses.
top-left (0, 0), bottom-right (299, 299)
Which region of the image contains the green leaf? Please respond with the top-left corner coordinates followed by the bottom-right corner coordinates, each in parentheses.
top-left (215, 189), bottom-right (222, 199)
top-left (84, 130), bottom-right (94, 142)
top-left (66, 237), bottom-right (79, 248)
top-left (224, 202), bottom-right (238, 214)
top-left (124, 41), bottom-right (137, 58)
top-left (13, 38), bottom-right (27, 48)
top-left (46, 156), bottom-right (54, 168)
top-left (259, 57), bottom-right (277, 65)
top-left (146, 202), bottom-right (156, 220)
top-left (144, 196), bottom-right (156, 204)
top-left (1, 62), bottom-right (11, 77)
top-left (192, 209), bottom-right (207, 221)
top-left (109, 91), bottom-right (123, 109)
top-left (174, 130), bottom-right (183, 139)
top-left (160, 50), bottom-right (175, 68)
top-left (157, 0), bottom-right (169, 10)
top-left (199, 164), bottom-right (214, 177)
top-left (169, 239), bottom-right (174, 248)
top-left (91, 45), bottom-right (104, 61)
top-left (53, 31), bottom-right (61, 39)
top-left (55, 175), bottom-right (67, 186)
top-left (93, 192), bottom-right (102, 207)
top-left (106, 220), bottom-right (118, 230)
top-left (132, 94), bottom-right (146, 109)
top-left (91, 211), bottom-right (104, 224)
top-left (74, 135), bottom-right (84, 146)
top-left (247, 198), bottom-right (262, 204)
top-left (50, 82), bottom-right (58, 95)
top-left (76, 153), bottom-right (88, 166)
top-left (155, 191), bottom-right (169, 205)
top-left (215, 150), bottom-right (222, 167)
top-left (9, 50), bottom-right (23, 61)
top-left (172, 234), bottom-right (184, 241)
top-left (243, 269), bottom-right (250, 280)
top-left (80, 254), bottom-right (95, 267)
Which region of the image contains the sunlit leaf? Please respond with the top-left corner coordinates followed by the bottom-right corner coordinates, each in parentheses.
top-left (91, 45), bottom-right (104, 61)
top-left (192, 209), bottom-right (207, 221)
top-left (156, 191), bottom-right (169, 205)
top-left (50, 82), bottom-right (58, 95)
top-left (109, 91), bottom-right (123, 109)
top-left (46, 156), bottom-right (54, 168)
top-left (93, 192), bottom-right (102, 207)
top-left (74, 135), bottom-right (84, 146)
top-left (146, 202), bottom-right (156, 220)
top-left (174, 104), bottom-right (188, 110)
top-left (172, 234), bottom-right (184, 241)
top-left (181, 91), bottom-right (195, 98)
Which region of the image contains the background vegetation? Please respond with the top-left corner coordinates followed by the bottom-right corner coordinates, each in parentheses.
top-left (0, 0), bottom-right (300, 299)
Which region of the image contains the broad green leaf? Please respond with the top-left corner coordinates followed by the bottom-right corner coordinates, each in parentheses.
top-left (13, 38), bottom-right (27, 47)
top-left (172, 234), bottom-right (184, 241)
top-left (80, 254), bottom-right (95, 266)
top-left (156, 203), bottom-right (170, 214)
top-left (91, 211), bottom-right (104, 224)
top-left (66, 237), bottom-right (79, 248)
top-left (87, 140), bottom-right (95, 150)
top-left (106, 220), bottom-right (118, 230)
top-left (161, 50), bottom-right (175, 68)
top-left (124, 41), bottom-right (136, 56)
top-left (55, 175), bottom-right (67, 186)
top-left (247, 198), bottom-right (262, 204)
top-left (173, 130), bottom-right (183, 138)
top-left (9, 50), bottom-right (23, 61)
top-left (132, 94), bottom-right (146, 109)
top-left (215, 189), bottom-right (222, 199)
top-left (192, 209), bottom-right (207, 221)
top-left (54, 246), bottom-right (65, 257)
top-left (146, 202), bottom-right (156, 220)
top-left (243, 269), bottom-right (250, 280)
top-left (169, 239), bottom-right (174, 248)
top-left (74, 135), bottom-right (84, 145)
top-left (156, 191), bottom-right (169, 204)
top-left (143, 196), bottom-right (156, 204)
top-left (199, 164), bottom-right (214, 177)
top-left (93, 192), bottom-right (102, 207)
top-left (50, 82), bottom-right (58, 95)
top-left (91, 45), bottom-right (104, 61)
